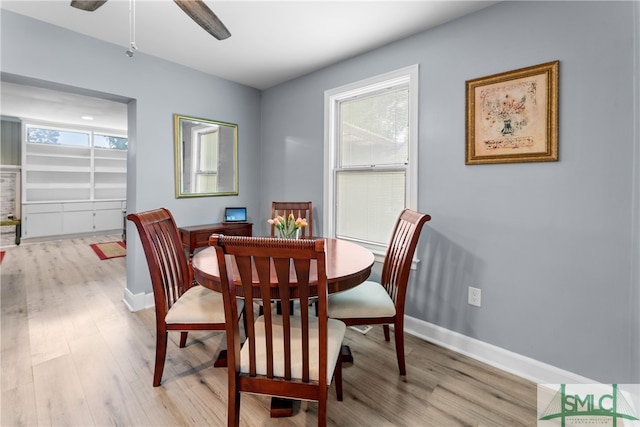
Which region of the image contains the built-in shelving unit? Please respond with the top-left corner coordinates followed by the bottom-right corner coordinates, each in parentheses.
top-left (22, 140), bottom-right (127, 239)
top-left (94, 148), bottom-right (127, 200)
top-left (24, 143), bottom-right (92, 202)
top-left (24, 143), bottom-right (127, 202)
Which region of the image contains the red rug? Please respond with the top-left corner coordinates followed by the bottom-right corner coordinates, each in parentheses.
top-left (90, 241), bottom-right (126, 260)
top-left (0, 251), bottom-right (4, 265)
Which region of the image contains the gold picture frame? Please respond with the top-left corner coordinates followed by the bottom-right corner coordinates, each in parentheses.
top-left (466, 60), bottom-right (559, 165)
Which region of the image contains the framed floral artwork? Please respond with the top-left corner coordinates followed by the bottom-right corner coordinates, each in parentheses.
top-left (465, 60), bottom-right (559, 165)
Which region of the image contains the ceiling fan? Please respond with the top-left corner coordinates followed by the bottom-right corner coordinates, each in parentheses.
top-left (70, 0), bottom-right (231, 40)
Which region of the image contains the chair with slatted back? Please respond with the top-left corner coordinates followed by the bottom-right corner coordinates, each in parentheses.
top-left (328, 209), bottom-right (430, 376)
top-left (271, 201), bottom-right (314, 314)
top-left (271, 201), bottom-right (313, 238)
top-left (211, 235), bottom-right (345, 427)
top-left (127, 208), bottom-right (244, 386)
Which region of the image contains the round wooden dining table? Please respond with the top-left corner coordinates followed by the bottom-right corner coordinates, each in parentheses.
top-left (191, 237), bottom-right (375, 298)
top-left (191, 237), bottom-right (374, 418)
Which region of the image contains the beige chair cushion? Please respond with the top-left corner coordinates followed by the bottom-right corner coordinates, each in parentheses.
top-left (166, 285), bottom-right (241, 324)
top-left (327, 280), bottom-right (396, 318)
top-left (240, 315), bottom-right (346, 383)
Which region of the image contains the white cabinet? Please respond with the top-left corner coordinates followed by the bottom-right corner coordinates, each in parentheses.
top-left (23, 201), bottom-right (126, 239)
top-left (94, 201), bottom-right (125, 230)
top-left (62, 202), bottom-right (95, 234)
top-left (22, 140), bottom-right (127, 239)
top-left (23, 203), bottom-right (63, 237)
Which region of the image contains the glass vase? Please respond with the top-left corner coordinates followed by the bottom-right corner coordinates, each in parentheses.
top-left (277, 228), bottom-right (300, 239)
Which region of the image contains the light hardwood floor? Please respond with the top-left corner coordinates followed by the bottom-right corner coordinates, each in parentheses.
top-left (1, 235), bottom-right (538, 426)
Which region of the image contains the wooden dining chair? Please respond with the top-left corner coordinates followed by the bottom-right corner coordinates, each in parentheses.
top-left (211, 235), bottom-right (345, 427)
top-left (271, 201), bottom-right (314, 314)
top-left (127, 208), bottom-right (244, 387)
top-left (271, 201), bottom-right (313, 237)
top-left (328, 209), bottom-right (431, 376)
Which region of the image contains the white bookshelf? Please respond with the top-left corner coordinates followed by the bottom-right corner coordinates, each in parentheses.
top-left (22, 141), bottom-right (127, 239)
top-left (94, 147), bottom-right (127, 200)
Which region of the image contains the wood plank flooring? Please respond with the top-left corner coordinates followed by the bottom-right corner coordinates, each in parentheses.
top-left (1, 235), bottom-right (538, 426)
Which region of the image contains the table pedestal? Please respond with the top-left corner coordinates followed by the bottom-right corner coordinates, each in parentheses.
top-left (270, 398), bottom-right (294, 418)
top-left (341, 345), bottom-right (354, 364)
top-left (212, 350), bottom-right (295, 417)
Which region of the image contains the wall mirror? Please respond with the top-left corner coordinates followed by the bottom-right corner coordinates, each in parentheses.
top-left (174, 114), bottom-right (238, 198)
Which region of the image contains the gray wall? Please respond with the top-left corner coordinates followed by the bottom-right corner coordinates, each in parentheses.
top-left (0, 118), bottom-right (21, 166)
top-left (2, 1), bottom-right (639, 383)
top-left (259, 1), bottom-right (640, 383)
top-left (0, 10), bottom-right (262, 297)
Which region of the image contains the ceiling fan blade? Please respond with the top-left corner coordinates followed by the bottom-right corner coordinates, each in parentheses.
top-left (70, 0), bottom-right (108, 12)
top-left (173, 0), bottom-right (231, 41)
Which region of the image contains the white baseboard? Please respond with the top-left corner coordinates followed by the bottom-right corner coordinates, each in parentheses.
top-left (123, 288), bottom-right (154, 312)
top-left (404, 315), bottom-right (594, 385)
top-left (118, 292), bottom-right (593, 384)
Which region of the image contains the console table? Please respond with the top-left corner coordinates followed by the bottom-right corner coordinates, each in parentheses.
top-left (179, 222), bottom-right (252, 258)
top-left (0, 218), bottom-right (21, 245)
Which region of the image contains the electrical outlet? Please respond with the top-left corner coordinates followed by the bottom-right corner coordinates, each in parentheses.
top-left (468, 286), bottom-right (481, 307)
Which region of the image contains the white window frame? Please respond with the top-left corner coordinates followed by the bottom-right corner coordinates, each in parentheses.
top-left (190, 125), bottom-right (219, 193)
top-left (25, 122), bottom-right (127, 149)
top-left (25, 123), bottom-right (91, 147)
top-left (323, 65), bottom-right (419, 257)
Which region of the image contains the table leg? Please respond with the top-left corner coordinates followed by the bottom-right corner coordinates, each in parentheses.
top-left (214, 349), bottom-right (228, 368)
top-left (341, 344), bottom-right (353, 364)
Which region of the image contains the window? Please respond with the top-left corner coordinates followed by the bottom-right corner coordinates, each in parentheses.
top-left (26, 125), bottom-right (127, 149)
top-left (94, 133), bottom-right (128, 150)
top-left (26, 125), bottom-right (90, 147)
top-left (324, 65), bottom-right (418, 251)
top-left (193, 126), bottom-right (219, 193)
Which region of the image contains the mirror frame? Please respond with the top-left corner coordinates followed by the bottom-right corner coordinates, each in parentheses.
top-left (174, 114), bottom-right (238, 198)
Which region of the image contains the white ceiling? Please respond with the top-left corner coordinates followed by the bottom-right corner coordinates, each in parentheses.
top-left (1, 81), bottom-right (130, 132)
top-left (0, 0), bottom-right (498, 130)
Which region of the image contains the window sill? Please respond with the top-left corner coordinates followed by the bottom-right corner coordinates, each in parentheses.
top-left (370, 247), bottom-right (420, 270)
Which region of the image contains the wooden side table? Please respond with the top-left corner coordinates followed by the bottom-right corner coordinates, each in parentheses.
top-left (179, 222), bottom-right (252, 258)
top-left (0, 219), bottom-right (21, 245)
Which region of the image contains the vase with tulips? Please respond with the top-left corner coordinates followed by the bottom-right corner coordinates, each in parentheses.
top-left (268, 213), bottom-right (308, 239)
